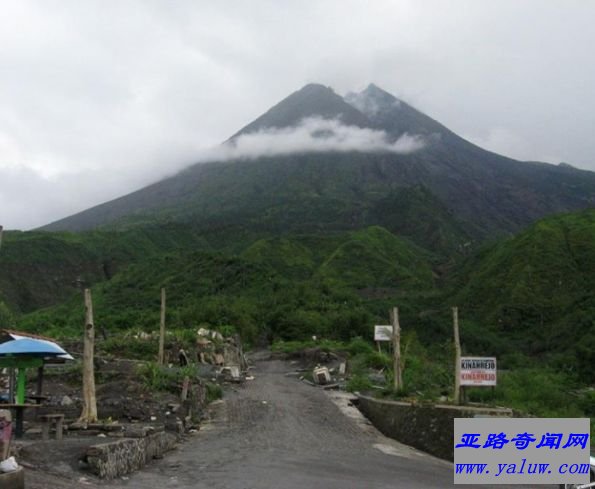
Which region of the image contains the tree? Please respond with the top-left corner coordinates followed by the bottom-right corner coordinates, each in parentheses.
top-left (79, 289), bottom-right (98, 424)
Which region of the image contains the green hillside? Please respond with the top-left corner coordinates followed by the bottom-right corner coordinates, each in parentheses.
top-left (4, 210), bottom-right (595, 424)
top-left (451, 209), bottom-right (595, 381)
top-left (15, 226), bottom-right (435, 344)
top-left (0, 225), bottom-right (209, 314)
top-left (318, 226), bottom-right (434, 289)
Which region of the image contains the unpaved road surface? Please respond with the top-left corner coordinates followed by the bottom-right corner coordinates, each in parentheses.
top-left (107, 358), bottom-right (550, 489)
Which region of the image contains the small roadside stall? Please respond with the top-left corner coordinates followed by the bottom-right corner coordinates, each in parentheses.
top-left (0, 331), bottom-right (72, 439)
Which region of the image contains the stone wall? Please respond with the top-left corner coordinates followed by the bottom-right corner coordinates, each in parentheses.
top-left (85, 431), bottom-right (177, 479)
top-left (357, 395), bottom-right (513, 461)
top-left (0, 466), bottom-right (25, 489)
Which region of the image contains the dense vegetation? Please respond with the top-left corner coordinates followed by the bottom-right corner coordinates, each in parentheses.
top-left (453, 209), bottom-right (595, 383)
top-left (1, 210), bottom-right (593, 425)
top-left (13, 226), bottom-right (434, 344)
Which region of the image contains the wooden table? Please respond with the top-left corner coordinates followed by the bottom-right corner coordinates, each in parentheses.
top-left (0, 404), bottom-right (40, 438)
top-left (27, 394), bottom-right (48, 405)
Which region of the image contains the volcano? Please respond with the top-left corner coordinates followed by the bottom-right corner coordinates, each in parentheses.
top-left (41, 83), bottom-right (595, 252)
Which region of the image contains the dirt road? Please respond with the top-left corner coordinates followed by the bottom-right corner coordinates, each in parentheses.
top-left (107, 357), bottom-right (549, 489)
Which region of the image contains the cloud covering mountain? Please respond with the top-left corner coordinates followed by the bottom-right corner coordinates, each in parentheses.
top-left (207, 117), bottom-right (426, 161)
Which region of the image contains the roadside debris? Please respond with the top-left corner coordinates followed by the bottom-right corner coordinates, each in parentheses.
top-left (313, 366), bottom-right (331, 385)
top-left (0, 455), bottom-right (19, 472)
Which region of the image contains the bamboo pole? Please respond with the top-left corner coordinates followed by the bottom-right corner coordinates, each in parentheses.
top-left (390, 307), bottom-right (403, 390)
top-left (79, 288), bottom-right (98, 423)
top-left (453, 306), bottom-right (462, 405)
top-left (158, 288), bottom-right (166, 365)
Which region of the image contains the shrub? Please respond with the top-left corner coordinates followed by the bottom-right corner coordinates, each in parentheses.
top-left (346, 374), bottom-right (373, 393)
top-left (206, 383), bottom-right (223, 402)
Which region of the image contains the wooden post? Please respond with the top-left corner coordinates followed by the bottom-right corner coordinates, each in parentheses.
top-left (0, 225), bottom-right (3, 251)
top-left (390, 307), bottom-right (403, 390)
top-left (181, 376), bottom-right (190, 402)
top-left (453, 306), bottom-right (462, 405)
top-left (79, 288), bottom-right (98, 423)
top-left (158, 288), bottom-right (166, 365)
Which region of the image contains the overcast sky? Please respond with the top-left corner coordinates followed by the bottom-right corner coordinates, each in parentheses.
top-left (1, 0), bottom-right (595, 230)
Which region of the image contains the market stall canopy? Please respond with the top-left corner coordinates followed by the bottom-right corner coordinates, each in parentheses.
top-left (0, 330), bottom-right (73, 361)
top-left (0, 331), bottom-right (73, 408)
top-left (0, 338), bottom-right (67, 357)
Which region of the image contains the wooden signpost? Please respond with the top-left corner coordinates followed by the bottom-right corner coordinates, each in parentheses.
top-left (390, 307), bottom-right (403, 391)
top-left (453, 306), bottom-right (461, 404)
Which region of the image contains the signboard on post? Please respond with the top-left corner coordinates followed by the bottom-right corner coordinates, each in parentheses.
top-left (374, 325), bottom-right (393, 342)
top-left (460, 357), bottom-right (497, 386)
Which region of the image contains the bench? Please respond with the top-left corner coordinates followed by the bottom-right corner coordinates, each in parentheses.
top-left (40, 413), bottom-right (64, 441)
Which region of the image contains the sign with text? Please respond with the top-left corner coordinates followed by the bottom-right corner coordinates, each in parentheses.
top-left (460, 357), bottom-right (497, 386)
top-left (454, 417), bottom-right (590, 485)
top-left (374, 325), bottom-right (393, 342)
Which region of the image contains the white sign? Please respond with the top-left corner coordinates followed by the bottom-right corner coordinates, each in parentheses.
top-left (460, 356), bottom-right (497, 386)
top-left (374, 325), bottom-right (393, 342)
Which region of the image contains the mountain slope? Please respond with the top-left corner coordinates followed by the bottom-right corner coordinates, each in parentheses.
top-left (17, 226), bottom-right (435, 342)
top-left (40, 83), bottom-right (595, 250)
top-left (450, 209), bottom-right (595, 380)
top-left (0, 225), bottom-right (209, 313)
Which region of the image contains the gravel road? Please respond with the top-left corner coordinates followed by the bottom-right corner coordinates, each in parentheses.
top-left (108, 357), bottom-right (551, 489)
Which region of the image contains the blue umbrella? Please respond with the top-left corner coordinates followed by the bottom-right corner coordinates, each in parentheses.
top-left (0, 337), bottom-right (67, 357)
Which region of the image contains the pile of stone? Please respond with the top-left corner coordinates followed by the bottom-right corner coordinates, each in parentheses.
top-left (195, 328), bottom-right (248, 383)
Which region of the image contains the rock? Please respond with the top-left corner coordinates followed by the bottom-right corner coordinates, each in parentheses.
top-left (368, 372), bottom-right (386, 384)
top-left (125, 425), bottom-right (155, 438)
top-left (97, 433), bottom-right (107, 438)
top-left (26, 427), bottom-right (42, 435)
top-left (61, 395), bottom-right (74, 406)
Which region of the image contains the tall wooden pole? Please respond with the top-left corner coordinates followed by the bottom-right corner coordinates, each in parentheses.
top-left (453, 306), bottom-right (462, 405)
top-left (390, 307), bottom-right (403, 390)
top-left (80, 288), bottom-right (98, 423)
top-left (158, 288), bottom-right (166, 365)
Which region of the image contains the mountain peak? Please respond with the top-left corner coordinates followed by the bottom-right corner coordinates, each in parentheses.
top-left (344, 83), bottom-right (400, 118)
top-left (231, 83), bottom-right (369, 138)
top-left (297, 83), bottom-right (335, 94)
top-left (363, 83), bottom-right (395, 98)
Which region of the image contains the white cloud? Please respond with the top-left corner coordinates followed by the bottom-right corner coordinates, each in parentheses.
top-left (204, 118), bottom-right (425, 161)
